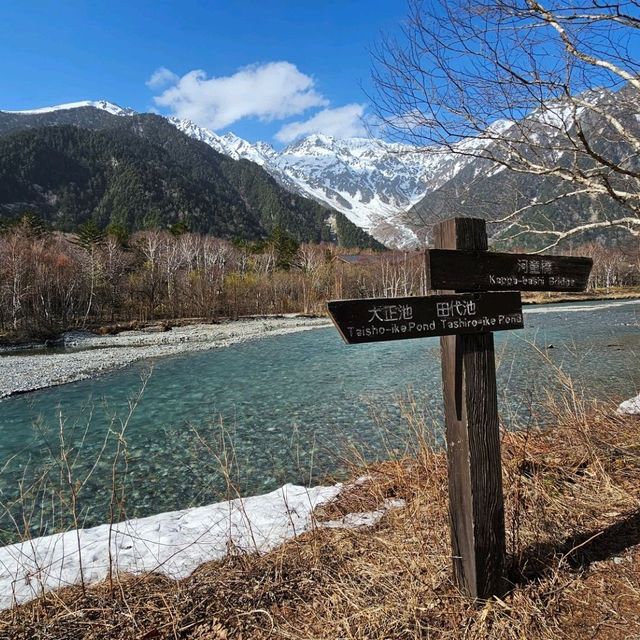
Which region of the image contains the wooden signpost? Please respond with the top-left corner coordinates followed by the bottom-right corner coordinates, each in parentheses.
top-left (328, 292), bottom-right (523, 344)
top-left (426, 249), bottom-right (592, 292)
top-left (327, 217), bottom-right (593, 601)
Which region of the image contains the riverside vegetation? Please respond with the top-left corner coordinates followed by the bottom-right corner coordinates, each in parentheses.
top-left (2, 376), bottom-right (640, 639)
top-left (1, 213), bottom-right (638, 342)
top-left (0, 213), bottom-right (390, 341)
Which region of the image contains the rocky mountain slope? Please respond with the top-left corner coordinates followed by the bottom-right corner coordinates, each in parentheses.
top-left (171, 119), bottom-right (438, 247)
top-left (0, 102), bottom-right (438, 247)
top-left (406, 86), bottom-right (640, 249)
top-left (172, 88), bottom-right (640, 249)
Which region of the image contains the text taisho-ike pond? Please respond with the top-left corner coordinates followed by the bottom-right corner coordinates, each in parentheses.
top-left (0, 299), bottom-right (638, 543)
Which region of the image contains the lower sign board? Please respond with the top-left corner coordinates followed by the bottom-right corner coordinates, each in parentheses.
top-left (425, 249), bottom-right (592, 292)
top-left (328, 292), bottom-right (523, 344)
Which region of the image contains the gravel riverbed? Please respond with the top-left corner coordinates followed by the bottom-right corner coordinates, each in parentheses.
top-left (0, 317), bottom-right (331, 399)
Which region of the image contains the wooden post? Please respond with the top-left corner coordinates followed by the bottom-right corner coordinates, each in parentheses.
top-left (329, 218), bottom-right (590, 599)
top-left (433, 217), bottom-right (506, 599)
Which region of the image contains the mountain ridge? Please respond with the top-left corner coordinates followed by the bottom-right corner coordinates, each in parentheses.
top-left (0, 109), bottom-right (384, 249)
top-left (1, 102), bottom-right (433, 247)
top-left (3, 89), bottom-right (637, 250)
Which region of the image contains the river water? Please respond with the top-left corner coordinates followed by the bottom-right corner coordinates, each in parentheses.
top-left (0, 299), bottom-right (638, 542)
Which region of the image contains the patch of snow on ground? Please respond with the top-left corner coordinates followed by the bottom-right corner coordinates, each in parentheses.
top-left (618, 392), bottom-right (640, 415)
top-left (0, 484), bottom-right (338, 609)
top-left (322, 499), bottom-right (405, 529)
top-left (0, 484), bottom-right (406, 610)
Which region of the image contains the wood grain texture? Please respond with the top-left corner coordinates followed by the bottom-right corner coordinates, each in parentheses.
top-left (425, 249), bottom-right (592, 292)
top-left (435, 217), bottom-right (506, 600)
top-left (327, 292), bottom-right (523, 344)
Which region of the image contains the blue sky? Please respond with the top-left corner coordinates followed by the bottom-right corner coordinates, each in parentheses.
top-left (0, 1), bottom-right (408, 144)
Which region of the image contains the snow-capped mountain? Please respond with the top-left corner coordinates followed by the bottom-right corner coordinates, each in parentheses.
top-left (4, 89), bottom-right (634, 249)
top-left (169, 88), bottom-right (639, 249)
top-left (1, 100), bottom-right (135, 117)
top-left (168, 118), bottom-right (532, 247)
top-left (0, 99), bottom-right (479, 247)
top-left (405, 85), bottom-right (640, 248)
top-left (0, 102), bottom-right (387, 248)
top-left (171, 119), bottom-right (466, 247)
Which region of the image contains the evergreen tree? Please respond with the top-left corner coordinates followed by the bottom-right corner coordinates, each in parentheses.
top-left (106, 222), bottom-right (129, 246)
top-left (335, 213), bottom-right (386, 250)
top-left (19, 211), bottom-right (48, 237)
top-left (169, 221), bottom-right (189, 236)
top-left (0, 211), bottom-right (48, 237)
top-left (75, 219), bottom-right (106, 250)
top-left (270, 227), bottom-right (299, 270)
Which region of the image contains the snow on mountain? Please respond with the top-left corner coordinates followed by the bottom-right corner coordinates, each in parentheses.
top-left (167, 120), bottom-right (481, 247)
top-left (5, 88), bottom-right (640, 248)
top-left (168, 118), bottom-right (228, 153)
top-left (4, 87), bottom-right (633, 248)
top-left (0, 99), bottom-right (487, 247)
top-left (1, 100), bottom-right (135, 117)
top-left (267, 134), bottom-right (432, 246)
top-left (166, 119), bottom-right (433, 246)
top-left (169, 119), bottom-right (275, 166)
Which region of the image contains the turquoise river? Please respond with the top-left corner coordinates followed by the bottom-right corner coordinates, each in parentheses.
top-left (0, 299), bottom-right (638, 543)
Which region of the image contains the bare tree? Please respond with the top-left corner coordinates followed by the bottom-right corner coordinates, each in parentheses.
top-left (135, 230), bottom-right (164, 316)
top-left (0, 228), bottom-right (30, 330)
top-left (102, 236), bottom-right (131, 321)
top-left (293, 243), bottom-right (329, 313)
top-left (372, 0), bottom-right (640, 249)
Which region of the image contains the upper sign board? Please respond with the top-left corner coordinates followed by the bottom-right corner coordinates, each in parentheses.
top-left (328, 292), bottom-right (523, 344)
top-left (426, 249), bottom-right (592, 292)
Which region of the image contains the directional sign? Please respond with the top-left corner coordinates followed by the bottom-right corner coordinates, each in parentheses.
top-left (328, 292), bottom-right (523, 344)
top-left (329, 217), bottom-right (595, 601)
top-left (425, 249), bottom-right (592, 292)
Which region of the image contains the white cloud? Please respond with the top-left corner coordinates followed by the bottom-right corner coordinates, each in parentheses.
top-left (146, 67), bottom-right (179, 90)
top-left (275, 104), bottom-right (367, 143)
top-left (152, 62), bottom-right (328, 130)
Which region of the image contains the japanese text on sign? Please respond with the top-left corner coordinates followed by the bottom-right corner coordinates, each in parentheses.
top-left (516, 259), bottom-right (554, 275)
top-left (368, 304), bottom-right (413, 323)
top-left (436, 299), bottom-right (476, 319)
top-left (425, 249), bottom-right (592, 292)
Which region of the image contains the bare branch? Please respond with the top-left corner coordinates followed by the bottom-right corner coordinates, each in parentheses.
top-left (371, 0), bottom-right (640, 248)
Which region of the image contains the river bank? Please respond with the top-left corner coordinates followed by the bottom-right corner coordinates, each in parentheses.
top-left (522, 286), bottom-right (640, 305)
top-left (3, 399), bottom-right (640, 639)
top-left (2, 296), bottom-right (639, 401)
top-left (0, 316), bottom-right (331, 399)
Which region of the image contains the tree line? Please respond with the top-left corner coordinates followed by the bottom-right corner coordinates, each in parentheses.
top-left (0, 214), bottom-right (637, 340)
top-left (0, 214), bottom-right (422, 338)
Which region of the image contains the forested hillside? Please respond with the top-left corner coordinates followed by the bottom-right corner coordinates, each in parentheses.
top-left (0, 114), bottom-right (383, 249)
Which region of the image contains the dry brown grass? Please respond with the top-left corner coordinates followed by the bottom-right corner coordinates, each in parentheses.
top-left (2, 395), bottom-right (640, 639)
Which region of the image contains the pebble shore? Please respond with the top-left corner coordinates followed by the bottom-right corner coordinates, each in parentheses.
top-left (0, 317), bottom-right (331, 399)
